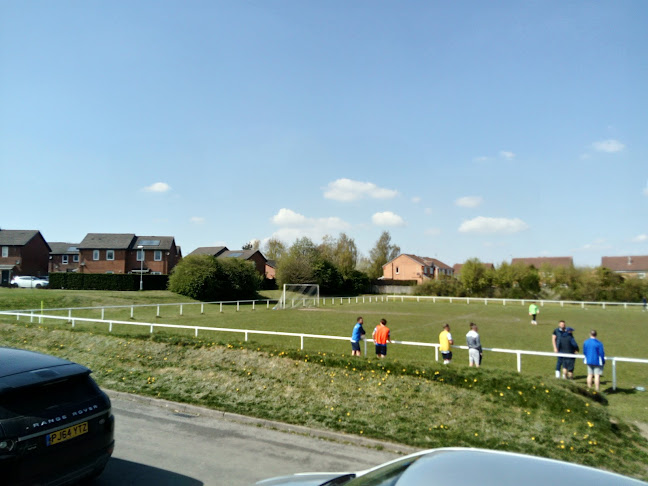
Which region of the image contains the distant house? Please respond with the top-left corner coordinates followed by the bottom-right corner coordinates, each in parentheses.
top-left (49, 242), bottom-right (81, 273)
top-left (77, 233), bottom-right (180, 275)
top-left (453, 262), bottom-right (494, 277)
top-left (511, 257), bottom-right (574, 268)
top-left (382, 254), bottom-right (453, 284)
top-left (265, 259), bottom-right (276, 280)
top-left (601, 256), bottom-right (648, 279)
top-left (0, 229), bottom-right (51, 285)
top-left (187, 246), bottom-right (229, 258)
top-left (217, 249), bottom-right (268, 278)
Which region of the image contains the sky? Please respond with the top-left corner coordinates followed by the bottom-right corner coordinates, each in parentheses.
top-left (1, 1), bottom-right (646, 268)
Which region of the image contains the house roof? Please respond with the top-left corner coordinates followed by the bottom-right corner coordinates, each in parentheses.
top-left (79, 233), bottom-right (136, 250)
top-left (218, 250), bottom-right (267, 262)
top-left (187, 246), bottom-right (229, 257)
top-left (383, 254), bottom-right (453, 271)
top-left (511, 257), bottom-right (573, 268)
top-left (133, 236), bottom-right (176, 251)
top-left (601, 256), bottom-right (648, 272)
top-left (0, 229), bottom-right (41, 246)
top-left (49, 242), bottom-right (80, 255)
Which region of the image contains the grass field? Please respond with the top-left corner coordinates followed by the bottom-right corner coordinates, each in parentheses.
top-left (1, 288), bottom-right (648, 479)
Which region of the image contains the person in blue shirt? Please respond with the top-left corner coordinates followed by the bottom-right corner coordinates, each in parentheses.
top-left (350, 317), bottom-right (366, 356)
top-left (583, 330), bottom-right (605, 392)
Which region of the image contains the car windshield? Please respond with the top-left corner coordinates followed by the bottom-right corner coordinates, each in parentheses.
top-left (342, 456), bottom-right (422, 486)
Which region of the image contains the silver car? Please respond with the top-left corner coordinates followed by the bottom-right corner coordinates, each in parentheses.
top-left (256, 448), bottom-right (647, 486)
top-left (10, 275), bottom-right (49, 288)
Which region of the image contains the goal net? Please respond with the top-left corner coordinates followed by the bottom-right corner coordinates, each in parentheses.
top-left (277, 284), bottom-right (320, 309)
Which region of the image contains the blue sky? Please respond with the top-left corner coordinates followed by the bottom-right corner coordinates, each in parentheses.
top-left (1, 1), bottom-right (646, 267)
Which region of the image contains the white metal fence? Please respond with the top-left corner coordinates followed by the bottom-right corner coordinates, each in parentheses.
top-left (1, 310), bottom-right (645, 391)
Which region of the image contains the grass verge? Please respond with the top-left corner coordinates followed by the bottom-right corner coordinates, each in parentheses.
top-left (2, 321), bottom-right (647, 480)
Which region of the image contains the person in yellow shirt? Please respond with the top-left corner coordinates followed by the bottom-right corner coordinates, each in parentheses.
top-left (439, 323), bottom-right (454, 364)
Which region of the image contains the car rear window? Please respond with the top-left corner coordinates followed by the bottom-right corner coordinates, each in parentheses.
top-left (0, 375), bottom-right (102, 420)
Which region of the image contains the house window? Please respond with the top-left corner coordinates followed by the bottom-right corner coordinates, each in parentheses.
top-left (1, 246), bottom-right (7, 258)
top-left (154, 250), bottom-right (162, 261)
top-left (105, 271), bottom-right (114, 274)
top-left (106, 250), bottom-right (115, 261)
top-left (62, 255), bottom-right (69, 264)
top-left (151, 271), bottom-right (162, 275)
top-left (73, 254), bottom-right (79, 263)
top-left (395, 267), bottom-right (399, 274)
top-left (93, 250), bottom-right (100, 261)
top-left (137, 250), bottom-right (144, 262)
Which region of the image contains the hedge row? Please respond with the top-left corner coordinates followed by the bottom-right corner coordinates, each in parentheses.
top-left (49, 273), bottom-right (169, 291)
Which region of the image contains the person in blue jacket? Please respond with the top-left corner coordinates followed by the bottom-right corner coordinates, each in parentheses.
top-left (350, 316), bottom-right (366, 356)
top-left (583, 330), bottom-right (605, 392)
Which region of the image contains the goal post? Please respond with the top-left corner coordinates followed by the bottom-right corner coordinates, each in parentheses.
top-left (278, 284), bottom-right (320, 309)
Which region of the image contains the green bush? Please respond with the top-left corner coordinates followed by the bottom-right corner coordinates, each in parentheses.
top-left (168, 255), bottom-right (261, 301)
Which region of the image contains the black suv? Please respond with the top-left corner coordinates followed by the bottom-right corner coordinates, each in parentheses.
top-left (0, 347), bottom-right (114, 485)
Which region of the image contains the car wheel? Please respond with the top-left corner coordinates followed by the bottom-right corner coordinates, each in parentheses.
top-left (11, 283), bottom-right (18, 288)
top-left (35, 284), bottom-right (42, 288)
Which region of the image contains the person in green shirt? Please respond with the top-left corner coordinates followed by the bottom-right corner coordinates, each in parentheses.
top-left (529, 302), bottom-right (539, 325)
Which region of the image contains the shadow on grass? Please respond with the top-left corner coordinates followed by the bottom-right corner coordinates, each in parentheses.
top-left (604, 386), bottom-right (639, 396)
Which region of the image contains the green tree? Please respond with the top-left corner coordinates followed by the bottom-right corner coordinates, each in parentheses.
top-left (276, 237), bottom-right (320, 286)
top-left (263, 237), bottom-right (287, 262)
top-left (334, 232), bottom-right (358, 277)
top-left (368, 231), bottom-right (400, 280)
top-left (459, 258), bottom-right (493, 296)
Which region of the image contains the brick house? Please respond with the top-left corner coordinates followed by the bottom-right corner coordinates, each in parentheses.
top-left (0, 229), bottom-right (50, 285)
top-left (382, 254), bottom-right (454, 284)
top-left (187, 246), bottom-right (229, 258)
top-left (265, 259), bottom-right (276, 280)
top-left (511, 257), bottom-right (574, 268)
top-left (217, 249), bottom-right (268, 278)
top-left (77, 233), bottom-right (180, 275)
top-left (601, 256), bottom-right (648, 279)
top-left (49, 242), bottom-right (81, 273)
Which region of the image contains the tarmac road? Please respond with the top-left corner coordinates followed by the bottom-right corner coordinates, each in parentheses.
top-left (93, 392), bottom-right (404, 486)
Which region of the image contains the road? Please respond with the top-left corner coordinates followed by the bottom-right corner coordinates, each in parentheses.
top-left (94, 393), bottom-right (402, 486)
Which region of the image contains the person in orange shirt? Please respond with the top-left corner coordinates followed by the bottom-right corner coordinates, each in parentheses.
top-left (372, 318), bottom-right (392, 358)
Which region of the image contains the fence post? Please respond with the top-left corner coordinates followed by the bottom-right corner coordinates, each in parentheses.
top-left (101, 308), bottom-right (105, 320)
top-left (581, 302), bottom-right (585, 309)
top-left (484, 299), bottom-right (487, 305)
top-left (109, 322), bottom-right (113, 332)
top-left (434, 346), bottom-right (438, 362)
top-left (130, 306), bottom-right (134, 319)
top-left (348, 298), bottom-right (351, 304)
top-left (195, 328), bottom-right (198, 337)
top-left (30, 311), bottom-right (34, 323)
top-left (300, 336), bottom-right (304, 350)
top-left (150, 325), bottom-right (154, 334)
top-left (517, 352), bottom-right (521, 373)
top-left (252, 301), bottom-right (255, 311)
top-left (433, 297), bottom-right (436, 303)
top-left (612, 359), bottom-right (617, 391)
top-left (401, 296), bottom-right (403, 303)
top-left (237, 301), bottom-right (240, 312)
top-left (201, 303), bottom-right (204, 314)
top-left (72, 319), bottom-right (75, 328)
top-left (157, 305), bottom-right (160, 317)
top-left (356, 297), bottom-right (358, 304)
top-left (467, 298), bottom-right (470, 305)
top-left (450, 298), bottom-right (452, 304)
top-left (180, 304), bottom-right (183, 316)
top-left (267, 300), bottom-right (270, 309)
top-left (220, 302), bottom-right (223, 313)
top-left (561, 301), bottom-right (564, 307)
top-left (245, 331), bottom-right (248, 342)
top-left (602, 303), bottom-right (605, 310)
top-left (503, 299), bottom-right (506, 306)
top-left (364, 340), bottom-right (367, 356)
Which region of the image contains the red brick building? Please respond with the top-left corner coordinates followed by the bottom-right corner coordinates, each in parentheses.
top-left (78, 233), bottom-right (181, 275)
top-left (49, 242), bottom-right (81, 273)
top-left (382, 254), bottom-right (453, 284)
top-left (0, 229), bottom-right (50, 285)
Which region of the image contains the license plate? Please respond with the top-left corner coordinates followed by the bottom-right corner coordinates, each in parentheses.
top-left (46, 422), bottom-right (88, 446)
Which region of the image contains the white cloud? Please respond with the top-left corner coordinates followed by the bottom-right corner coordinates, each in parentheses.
top-left (425, 228), bottom-right (441, 236)
top-left (499, 151), bottom-right (515, 160)
top-left (455, 196), bottom-right (483, 208)
top-left (143, 182), bottom-right (171, 193)
top-left (372, 211), bottom-right (405, 227)
top-left (190, 216), bottom-right (205, 224)
top-left (324, 178), bottom-right (398, 202)
top-left (632, 234), bottom-right (647, 243)
top-left (270, 208), bottom-right (350, 242)
top-left (458, 216), bottom-right (528, 234)
top-left (592, 139), bottom-right (625, 153)
top-left (411, 196), bottom-right (421, 204)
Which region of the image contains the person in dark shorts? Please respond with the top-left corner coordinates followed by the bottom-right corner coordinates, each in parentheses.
top-left (372, 319), bottom-right (391, 358)
top-left (350, 316), bottom-right (366, 356)
top-left (558, 327), bottom-right (579, 379)
top-left (552, 320), bottom-right (568, 378)
top-left (439, 323), bottom-right (454, 364)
